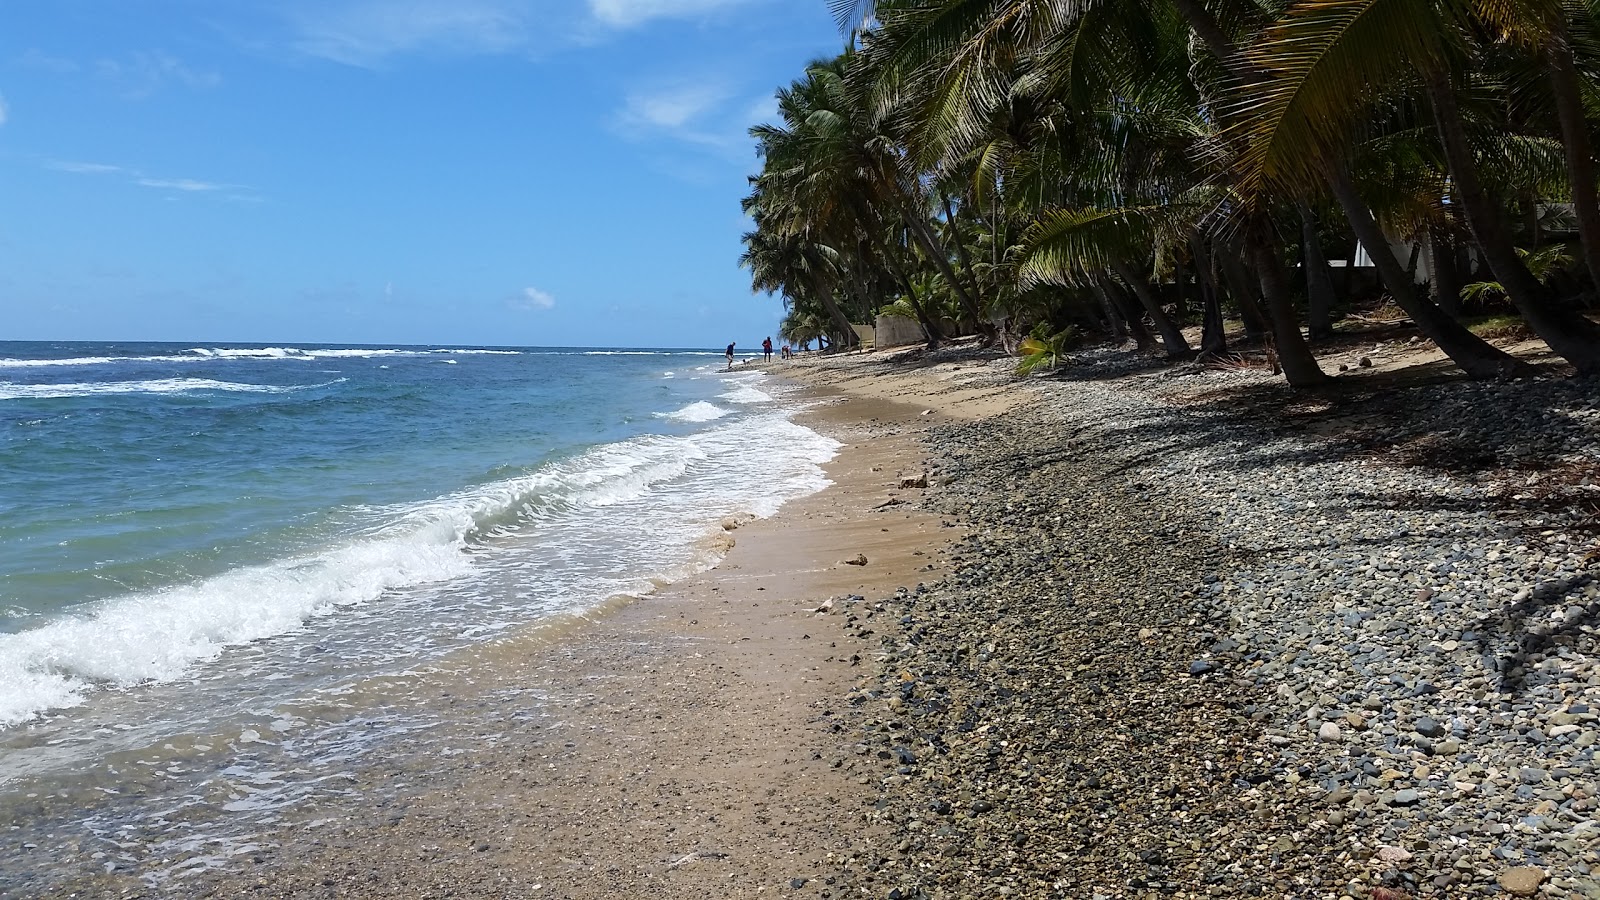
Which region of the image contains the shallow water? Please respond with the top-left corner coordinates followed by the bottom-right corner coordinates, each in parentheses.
top-left (0, 342), bottom-right (833, 891)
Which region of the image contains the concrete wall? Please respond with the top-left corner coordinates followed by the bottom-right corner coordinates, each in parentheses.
top-left (874, 314), bottom-right (925, 349)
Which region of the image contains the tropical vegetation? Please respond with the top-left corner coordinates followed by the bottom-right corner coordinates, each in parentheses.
top-left (740, 0), bottom-right (1600, 387)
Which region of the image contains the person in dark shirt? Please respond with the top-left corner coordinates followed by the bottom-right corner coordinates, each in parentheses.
top-left (762, 337), bottom-right (773, 361)
top-left (725, 342), bottom-right (736, 370)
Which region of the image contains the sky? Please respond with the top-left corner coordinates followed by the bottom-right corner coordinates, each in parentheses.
top-left (0, 0), bottom-right (844, 347)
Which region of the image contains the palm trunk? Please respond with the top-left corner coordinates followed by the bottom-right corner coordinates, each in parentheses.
top-left (1173, 262), bottom-right (1190, 321)
top-left (940, 193), bottom-right (984, 304)
top-left (901, 207), bottom-right (991, 337)
top-left (1170, 0), bottom-right (1253, 79)
top-left (880, 247), bottom-right (943, 348)
top-left (1248, 221), bottom-right (1329, 387)
top-left (1424, 69), bottom-right (1600, 375)
top-left (1297, 202), bottom-right (1338, 340)
top-left (815, 290), bottom-right (858, 350)
top-left (1097, 278), bottom-right (1156, 350)
top-left (1220, 246), bottom-right (1269, 341)
top-left (1096, 283), bottom-right (1128, 343)
top-left (1428, 226), bottom-right (1463, 317)
top-left (1189, 236), bottom-right (1228, 356)
top-left (1547, 23), bottom-right (1600, 292)
top-left (1326, 165), bottom-right (1527, 378)
top-left (869, 229), bottom-right (943, 348)
top-left (1110, 259), bottom-right (1191, 357)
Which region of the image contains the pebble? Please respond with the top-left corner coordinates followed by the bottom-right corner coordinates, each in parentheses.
top-left (822, 351), bottom-right (1600, 900)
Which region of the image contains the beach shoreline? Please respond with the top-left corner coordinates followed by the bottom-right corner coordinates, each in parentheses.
top-left (25, 343), bottom-right (1600, 900)
top-left (62, 380), bottom-right (972, 899)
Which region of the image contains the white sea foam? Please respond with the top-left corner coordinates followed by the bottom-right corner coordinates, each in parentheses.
top-left (0, 428), bottom-right (716, 728)
top-left (719, 385), bottom-right (774, 404)
top-left (0, 379), bottom-right (342, 401)
top-left (0, 355), bottom-right (196, 368)
top-left (0, 348), bottom-right (518, 367)
top-left (579, 350), bottom-right (726, 357)
top-left (0, 398), bottom-right (841, 731)
top-left (654, 401), bottom-right (730, 423)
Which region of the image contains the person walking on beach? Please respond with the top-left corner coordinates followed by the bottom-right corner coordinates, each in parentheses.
top-left (725, 342), bottom-right (736, 371)
top-left (762, 337), bottom-right (773, 362)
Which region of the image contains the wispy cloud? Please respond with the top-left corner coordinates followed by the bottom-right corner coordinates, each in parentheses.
top-left (96, 52), bottom-right (220, 98)
top-left (137, 177), bottom-right (228, 192)
top-left (47, 160), bottom-right (253, 199)
top-left (0, 92), bottom-right (8, 127)
top-left (15, 49), bottom-right (79, 73)
top-left (285, 1), bottom-right (543, 66)
top-left (48, 160), bottom-right (128, 175)
top-left (515, 286), bottom-right (557, 310)
top-left (588, 0), bottom-right (755, 28)
top-left (614, 79), bottom-right (775, 167)
top-left (619, 82), bottom-right (731, 132)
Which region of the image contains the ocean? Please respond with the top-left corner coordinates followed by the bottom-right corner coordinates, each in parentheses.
top-left (0, 341), bottom-right (837, 891)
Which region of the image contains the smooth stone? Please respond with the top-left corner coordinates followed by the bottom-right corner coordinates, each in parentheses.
top-left (1497, 867), bottom-right (1547, 896)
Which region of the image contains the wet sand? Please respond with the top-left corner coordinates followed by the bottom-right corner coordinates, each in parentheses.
top-left (144, 388), bottom-right (984, 899)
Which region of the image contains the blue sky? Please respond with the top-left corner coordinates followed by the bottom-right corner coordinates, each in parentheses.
top-left (0, 0), bottom-right (842, 347)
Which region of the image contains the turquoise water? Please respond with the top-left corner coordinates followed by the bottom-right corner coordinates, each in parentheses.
top-left (0, 341), bottom-right (835, 861)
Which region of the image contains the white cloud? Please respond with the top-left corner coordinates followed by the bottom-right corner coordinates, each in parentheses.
top-left (514, 287), bottom-right (556, 310)
top-left (46, 160), bottom-right (251, 198)
top-left (287, 1), bottom-right (539, 66)
top-left (15, 49), bottom-right (79, 73)
top-left (96, 52), bottom-right (220, 98)
top-left (620, 82), bottom-right (729, 130)
top-left (0, 92), bottom-right (8, 126)
top-left (588, 0), bottom-right (752, 28)
top-left (137, 178), bottom-right (227, 192)
top-left (48, 160), bottom-right (126, 175)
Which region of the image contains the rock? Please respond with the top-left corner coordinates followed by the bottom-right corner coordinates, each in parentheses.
top-left (843, 554), bottom-right (868, 567)
top-left (1497, 867), bottom-right (1547, 896)
top-left (1377, 846), bottom-right (1414, 865)
top-left (791, 877), bottom-right (808, 889)
top-left (899, 474), bottom-right (928, 489)
top-left (1358, 357), bottom-right (1373, 368)
top-left (1318, 721), bottom-right (1342, 742)
top-left (1391, 789), bottom-right (1421, 806)
top-left (1414, 716), bottom-right (1445, 738)
top-left (1188, 660), bottom-right (1216, 676)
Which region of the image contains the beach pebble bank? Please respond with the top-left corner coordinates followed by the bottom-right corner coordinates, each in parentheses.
top-left (832, 361), bottom-right (1600, 899)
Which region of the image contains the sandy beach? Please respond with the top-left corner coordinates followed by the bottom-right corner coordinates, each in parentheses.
top-left (37, 343), bottom-right (1600, 900)
top-left (85, 385), bottom-right (991, 900)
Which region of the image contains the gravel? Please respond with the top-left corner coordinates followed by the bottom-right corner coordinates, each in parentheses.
top-left (825, 358), bottom-right (1600, 899)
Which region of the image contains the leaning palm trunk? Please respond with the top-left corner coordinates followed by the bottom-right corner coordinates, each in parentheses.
top-left (1097, 278), bottom-right (1157, 350)
top-left (1546, 23), bottom-right (1600, 293)
top-left (815, 289), bottom-right (859, 350)
top-left (1096, 282), bottom-right (1129, 343)
top-left (1219, 245), bottom-right (1269, 341)
top-left (1325, 166), bottom-right (1528, 378)
top-left (901, 207), bottom-right (992, 337)
top-left (1110, 260), bottom-right (1192, 357)
top-left (1423, 71), bottom-right (1600, 375)
top-left (940, 193), bottom-right (985, 305)
top-left (1248, 220), bottom-right (1330, 387)
top-left (880, 248), bottom-right (943, 348)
